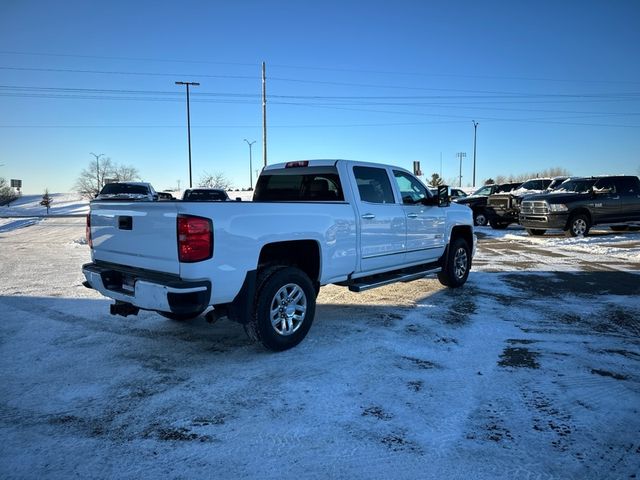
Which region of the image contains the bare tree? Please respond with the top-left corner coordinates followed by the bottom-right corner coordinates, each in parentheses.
top-left (113, 164), bottom-right (140, 182)
top-left (429, 173), bottom-right (444, 186)
top-left (75, 157), bottom-right (140, 199)
top-left (0, 177), bottom-right (19, 206)
top-left (198, 171), bottom-right (232, 190)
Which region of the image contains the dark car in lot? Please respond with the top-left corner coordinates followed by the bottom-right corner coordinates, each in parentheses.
top-left (519, 175), bottom-right (640, 236)
top-left (182, 188), bottom-right (230, 202)
top-left (485, 178), bottom-right (559, 229)
top-left (455, 182), bottom-right (522, 226)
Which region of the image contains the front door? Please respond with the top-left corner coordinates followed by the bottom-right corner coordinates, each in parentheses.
top-left (591, 177), bottom-right (621, 223)
top-left (392, 170), bottom-right (446, 264)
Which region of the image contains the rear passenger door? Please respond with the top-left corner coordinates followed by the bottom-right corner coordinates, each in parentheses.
top-left (393, 170), bottom-right (446, 264)
top-left (616, 177), bottom-right (640, 222)
top-left (352, 166), bottom-right (407, 273)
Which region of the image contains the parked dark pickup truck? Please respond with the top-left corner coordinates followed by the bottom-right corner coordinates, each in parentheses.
top-left (485, 177), bottom-right (568, 229)
top-left (519, 175), bottom-right (640, 236)
top-left (455, 182), bottom-right (522, 226)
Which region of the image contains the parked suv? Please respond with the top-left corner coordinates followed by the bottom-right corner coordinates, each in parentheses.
top-left (485, 177), bottom-right (560, 229)
top-left (519, 175), bottom-right (640, 236)
top-left (96, 182), bottom-right (157, 201)
top-left (455, 182), bottom-right (522, 226)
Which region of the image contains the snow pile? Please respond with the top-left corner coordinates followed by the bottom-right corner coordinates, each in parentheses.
top-left (503, 231), bottom-right (640, 262)
top-left (0, 193), bottom-right (89, 217)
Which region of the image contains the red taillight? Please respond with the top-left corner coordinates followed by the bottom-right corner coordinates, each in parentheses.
top-left (177, 215), bottom-right (213, 263)
top-left (86, 214), bottom-right (93, 248)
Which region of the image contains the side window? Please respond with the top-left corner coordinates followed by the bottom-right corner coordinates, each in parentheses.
top-left (353, 166), bottom-right (396, 204)
top-left (393, 170), bottom-right (429, 205)
top-left (595, 178), bottom-right (617, 194)
top-left (616, 177), bottom-right (640, 195)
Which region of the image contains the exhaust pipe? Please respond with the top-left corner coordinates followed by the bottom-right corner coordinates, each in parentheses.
top-left (110, 301), bottom-right (140, 317)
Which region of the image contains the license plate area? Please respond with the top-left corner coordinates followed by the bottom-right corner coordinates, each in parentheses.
top-left (100, 270), bottom-right (135, 295)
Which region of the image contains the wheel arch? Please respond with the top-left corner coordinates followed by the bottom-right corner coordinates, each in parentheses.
top-left (566, 208), bottom-right (592, 228)
top-left (258, 239), bottom-right (321, 284)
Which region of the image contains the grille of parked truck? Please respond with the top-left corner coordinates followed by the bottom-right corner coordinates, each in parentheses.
top-left (519, 175), bottom-right (640, 236)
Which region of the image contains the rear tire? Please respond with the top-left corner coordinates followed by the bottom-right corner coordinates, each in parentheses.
top-left (564, 214), bottom-right (590, 237)
top-left (438, 237), bottom-right (471, 288)
top-left (489, 219), bottom-right (510, 229)
top-left (526, 228), bottom-right (546, 236)
top-left (244, 266), bottom-right (316, 351)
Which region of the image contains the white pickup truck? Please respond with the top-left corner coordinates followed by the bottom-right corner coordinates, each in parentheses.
top-left (83, 160), bottom-right (475, 351)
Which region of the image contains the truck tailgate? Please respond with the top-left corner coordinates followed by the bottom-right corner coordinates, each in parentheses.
top-left (90, 201), bottom-right (180, 275)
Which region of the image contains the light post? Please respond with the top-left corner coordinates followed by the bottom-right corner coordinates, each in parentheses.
top-left (175, 81), bottom-right (200, 188)
top-left (244, 139), bottom-right (256, 189)
top-left (456, 152), bottom-right (466, 188)
top-left (90, 152), bottom-right (104, 193)
top-left (472, 121), bottom-right (479, 187)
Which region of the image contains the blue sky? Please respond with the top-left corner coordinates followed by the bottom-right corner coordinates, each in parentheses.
top-left (1, 0), bottom-right (639, 193)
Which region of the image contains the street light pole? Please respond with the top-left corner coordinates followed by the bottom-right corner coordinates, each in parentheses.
top-left (472, 121), bottom-right (479, 188)
top-left (90, 152), bottom-right (104, 193)
top-left (175, 81), bottom-right (200, 188)
top-left (456, 152), bottom-right (466, 188)
top-left (244, 139), bottom-right (256, 189)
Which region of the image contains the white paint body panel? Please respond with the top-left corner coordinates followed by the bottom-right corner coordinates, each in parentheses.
top-left (87, 160), bottom-right (474, 308)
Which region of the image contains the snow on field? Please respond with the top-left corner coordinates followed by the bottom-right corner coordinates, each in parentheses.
top-left (1, 212), bottom-right (639, 478)
top-left (0, 193), bottom-right (89, 217)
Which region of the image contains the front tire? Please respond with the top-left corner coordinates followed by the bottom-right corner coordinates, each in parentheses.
top-left (564, 214), bottom-right (590, 237)
top-left (245, 266), bottom-right (316, 351)
top-left (438, 237), bottom-right (471, 288)
top-left (526, 228), bottom-right (546, 236)
top-left (474, 211), bottom-right (488, 227)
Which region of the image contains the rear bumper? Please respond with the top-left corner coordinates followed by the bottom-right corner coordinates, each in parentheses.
top-left (82, 262), bottom-right (211, 315)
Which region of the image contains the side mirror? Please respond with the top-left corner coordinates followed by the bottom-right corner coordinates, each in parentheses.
top-left (437, 185), bottom-right (450, 207)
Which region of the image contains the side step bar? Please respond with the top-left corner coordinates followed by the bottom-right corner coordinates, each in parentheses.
top-left (346, 263), bottom-right (441, 293)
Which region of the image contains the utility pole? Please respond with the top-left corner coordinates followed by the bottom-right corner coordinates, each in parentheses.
top-left (262, 62), bottom-right (267, 167)
top-left (472, 121), bottom-right (479, 188)
top-left (175, 81), bottom-right (200, 188)
top-left (244, 139), bottom-right (256, 189)
top-left (90, 152), bottom-right (104, 193)
top-left (456, 152), bottom-right (466, 187)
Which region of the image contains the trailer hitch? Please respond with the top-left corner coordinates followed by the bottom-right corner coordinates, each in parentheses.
top-left (110, 301), bottom-right (140, 317)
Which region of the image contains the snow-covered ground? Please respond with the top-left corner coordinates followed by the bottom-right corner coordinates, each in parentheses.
top-left (1, 213), bottom-right (639, 478)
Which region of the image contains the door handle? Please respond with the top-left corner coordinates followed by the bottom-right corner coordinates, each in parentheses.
top-left (361, 213), bottom-right (376, 220)
top-left (407, 213), bottom-right (419, 219)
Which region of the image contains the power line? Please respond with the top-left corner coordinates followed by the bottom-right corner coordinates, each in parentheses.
top-left (2, 50), bottom-right (638, 86)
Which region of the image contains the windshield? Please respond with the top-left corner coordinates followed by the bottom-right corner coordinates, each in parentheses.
top-left (184, 189), bottom-right (228, 201)
top-left (554, 179), bottom-right (597, 193)
top-left (472, 186), bottom-right (493, 196)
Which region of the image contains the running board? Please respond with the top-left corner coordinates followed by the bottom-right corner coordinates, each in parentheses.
top-left (347, 264), bottom-right (441, 293)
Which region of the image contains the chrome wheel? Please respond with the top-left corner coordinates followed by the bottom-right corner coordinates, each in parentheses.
top-left (269, 283), bottom-right (307, 336)
top-left (453, 247), bottom-right (468, 279)
top-left (572, 218), bottom-right (587, 236)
